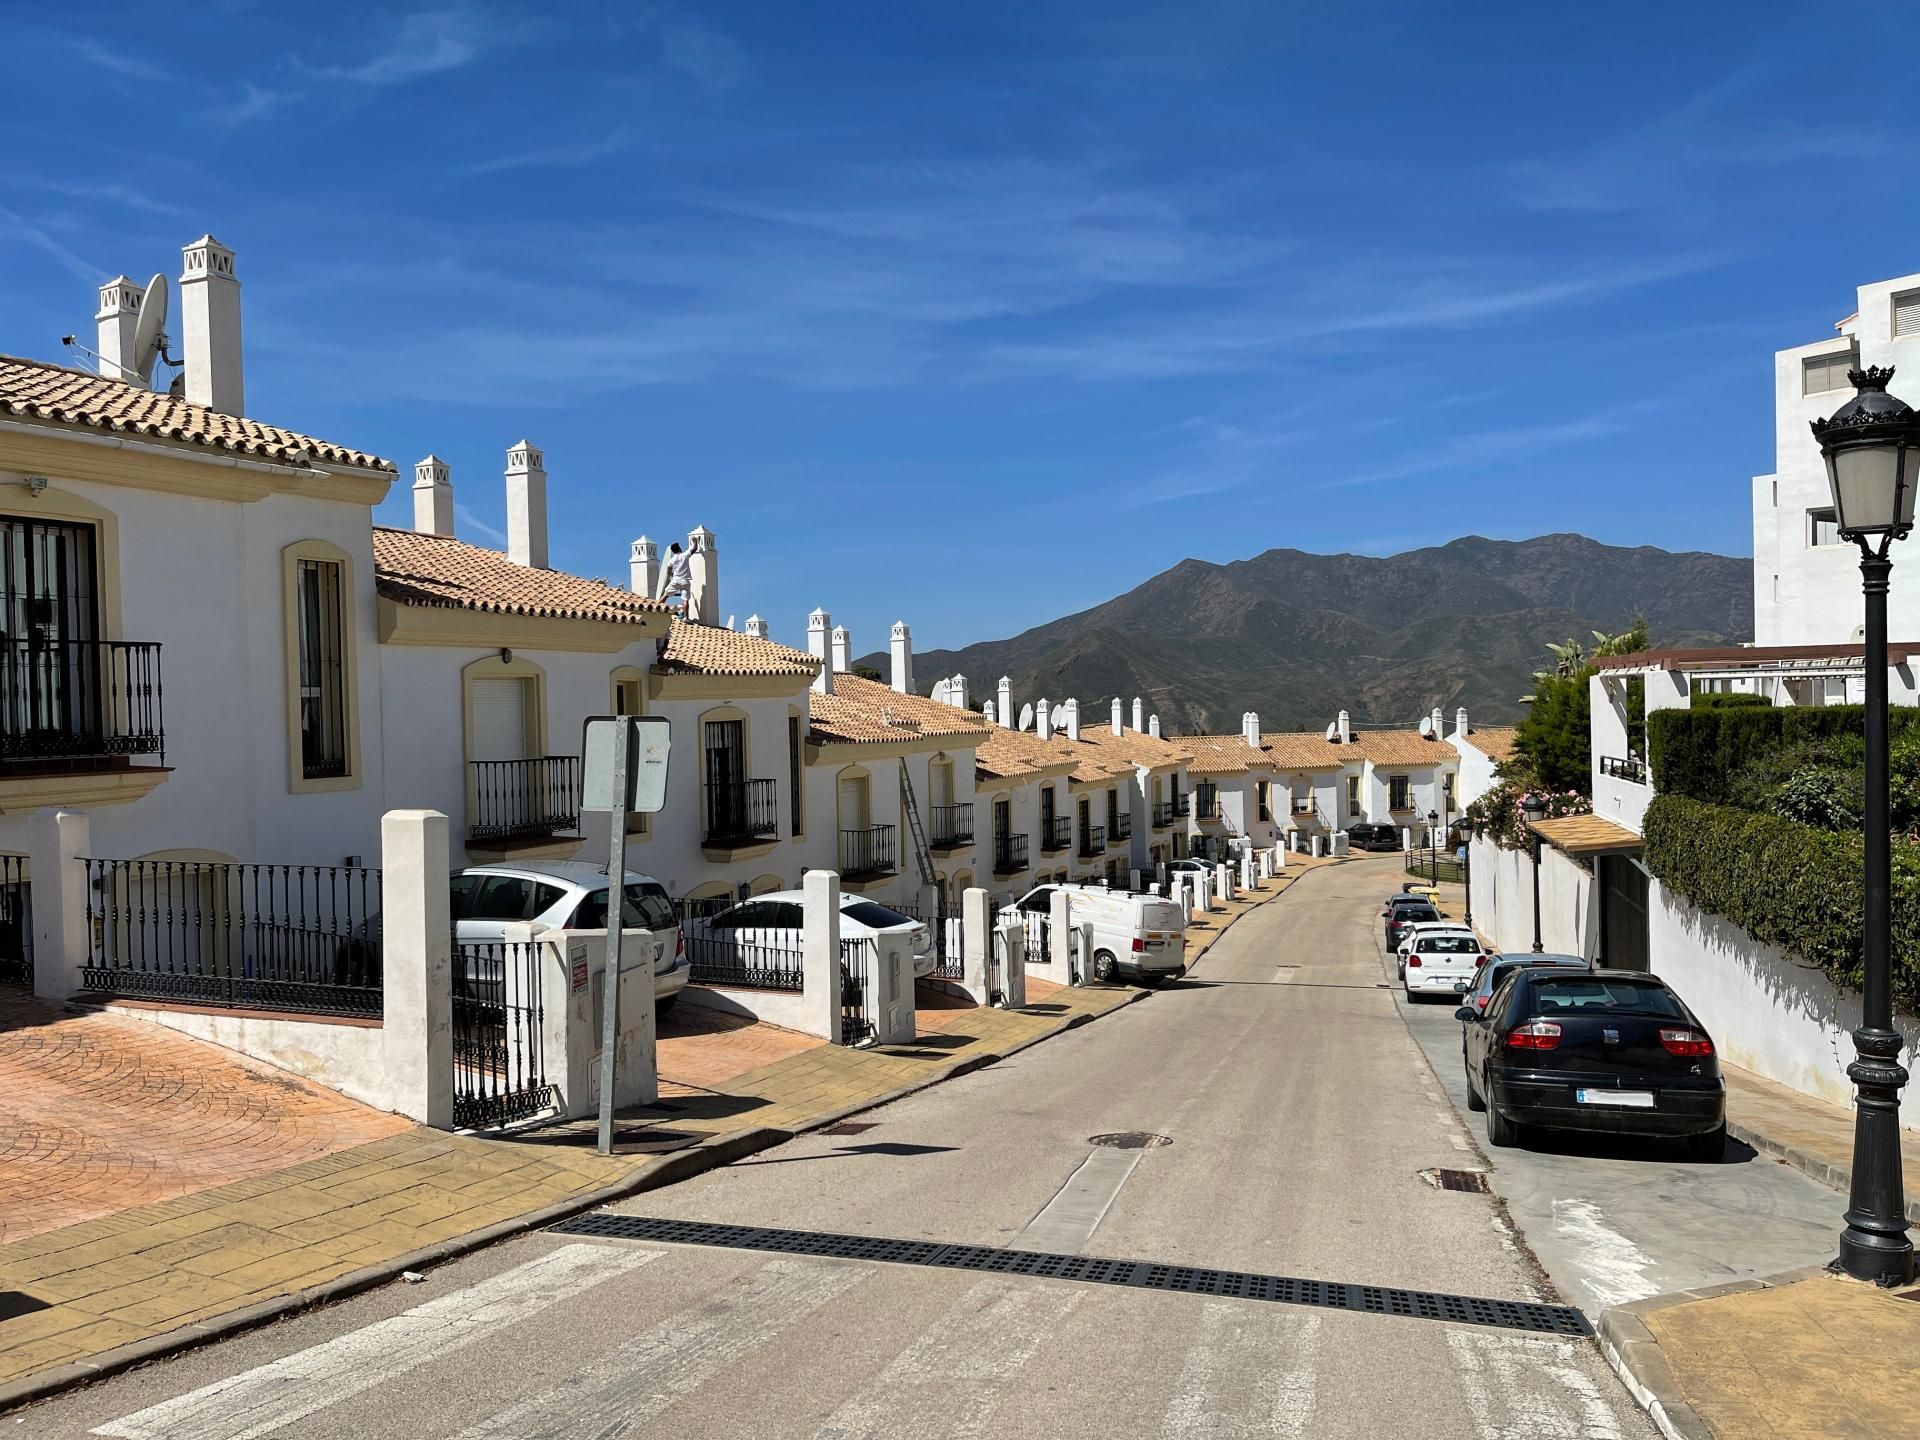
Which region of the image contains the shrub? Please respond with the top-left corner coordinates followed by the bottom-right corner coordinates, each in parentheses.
top-left (1643, 794), bottom-right (1920, 1015)
top-left (1649, 704), bottom-right (1920, 805)
top-left (1691, 692), bottom-right (1773, 710)
top-left (1769, 766), bottom-right (1864, 831)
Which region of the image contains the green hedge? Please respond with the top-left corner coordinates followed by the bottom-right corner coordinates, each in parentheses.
top-left (1648, 704), bottom-right (1920, 804)
top-left (1689, 692), bottom-right (1773, 710)
top-left (1642, 794), bottom-right (1920, 1014)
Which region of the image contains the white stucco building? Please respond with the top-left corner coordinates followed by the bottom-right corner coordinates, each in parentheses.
top-left (1754, 270), bottom-right (1920, 649)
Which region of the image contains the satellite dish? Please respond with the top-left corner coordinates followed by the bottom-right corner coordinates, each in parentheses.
top-left (128, 273), bottom-right (169, 389)
top-left (1418, 716), bottom-right (1435, 739)
top-left (1324, 722), bottom-right (1339, 742)
top-left (1018, 703), bottom-right (1035, 732)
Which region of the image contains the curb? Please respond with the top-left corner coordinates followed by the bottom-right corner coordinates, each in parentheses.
top-left (1725, 1115), bottom-right (1920, 1225)
top-left (1594, 1265), bottom-right (1831, 1440)
top-left (0, 986), bottom-right (1152, 1414)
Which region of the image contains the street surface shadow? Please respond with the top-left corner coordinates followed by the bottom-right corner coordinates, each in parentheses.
top-left (739, 1142), bottom-right (959, 1166)
top-left (0, 1291), bottom-right (50, 1322)
top-left (1515, 1128), bottom-right (1760, 1167)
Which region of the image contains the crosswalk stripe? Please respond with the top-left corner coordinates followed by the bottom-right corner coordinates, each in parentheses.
top-left (1447, 1330), bottom-right (1626, 1440)
top-left (450, 1256), bottom-right (869, 1438)
top-left (1161, 1301), bottom-right (1320, 1438)
top-left (813, 1278), bottom-right (1082, 1440)
top-left (90, 1243), bottom-right (659, 1440)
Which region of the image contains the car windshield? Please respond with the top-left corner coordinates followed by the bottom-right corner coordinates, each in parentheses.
top-left (1398, 906), bottom-right (1439, 923)
top-left (573, 882), bottom-right (676, 931)
top-left (1417, 935), bottom-right (1479, 953)
top-left (1528, 977), bottom-right (1688, 1019)
top-left (842, 901), bottom-right (914, 929)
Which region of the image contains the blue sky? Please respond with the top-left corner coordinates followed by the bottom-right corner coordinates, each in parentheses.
top-left (4, 1), bottom-right (1918, 653)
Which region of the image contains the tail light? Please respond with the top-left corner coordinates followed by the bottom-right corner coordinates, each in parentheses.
top-left (1407, 956), bottom-right (1421, 967)
top-left (1507, 1020), bottom-right (1561, 1051)
top-left (1473, 954), bottom-right (1488, 966)
top-left (1131, 937), bottom-right (1145, 952)
top-left (1660, 1028), bottom-right (1714, 1057)
top-left (1474, 995), bottom-right (1490, 1012)
top-left (676, 930), bottom-right (685, 958)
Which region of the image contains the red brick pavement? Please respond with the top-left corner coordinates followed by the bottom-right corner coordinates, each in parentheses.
top-left (0, 989), bottom-right (410, 1244)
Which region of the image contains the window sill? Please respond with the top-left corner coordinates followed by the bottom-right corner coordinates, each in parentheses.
top-left (289, 770), bottom-right (361, 796)
top-left (0, 766), bottom-right (171, 811)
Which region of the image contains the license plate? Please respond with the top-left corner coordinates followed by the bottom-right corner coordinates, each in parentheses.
top-left (1576, 1089), bottom-right (1655, 1109)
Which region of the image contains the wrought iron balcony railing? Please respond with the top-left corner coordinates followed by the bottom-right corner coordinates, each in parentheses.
top-left (704, 777), bottom-right (779, 845)
top-left (0, 638), bottom-right (165, 768)
top-left (469, 756), bottom-right (581, 843)
top-left (1041, 815), bottom-right (1072, 852)
top-left (1111, 811), bottom-right (1132, 841)
top-left (840, 824), bottom-right (897, 880)
top-left (930, 802), bottom-right (974, 849)
top-left (1078, 823), bottom-right (1106, 858)
top-left (1599, 755), bottom-right (1649, 784)
top-left (993, 833), bottom-right (1029, 875)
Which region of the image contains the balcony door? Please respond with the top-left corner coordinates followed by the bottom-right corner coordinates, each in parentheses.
top-left (0, 517), bottom-right (100, 756)
top-left (838, 771), bottom-right (870, 831)
top-left (705, 719), bottom-right (747, 837)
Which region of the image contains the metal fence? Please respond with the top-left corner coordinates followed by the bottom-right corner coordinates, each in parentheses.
top-left (1021, 911), bottom-right (1051, 970)
top-left (469, 756), bottom-right (582, 844)
top-left (686, 924), bottom-right (805, 991)
top-left (451, 938), bottom-right (555, 1129)
top-left (930, 803), bottom-right (974, 848)
top-left (704, 778), bottom-right (779, 845)
top-left (839, 935), bottom-right (874, 1044)
top-left (1405, 854), bottom-right (1466, 885)
top-left (840, 824), bottom-right (897, 880)
top-left (0, 638), bottom-right (165, 766)
top-left (993, 833), bottom-right (1029, 875)
top-left (81, 858), bottom-right (382, 1017)
top-left (0, 855), bottom-right (29, 986)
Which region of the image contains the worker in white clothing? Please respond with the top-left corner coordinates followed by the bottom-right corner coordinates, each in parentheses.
top-left (656, 541), bottom-right (691, 609)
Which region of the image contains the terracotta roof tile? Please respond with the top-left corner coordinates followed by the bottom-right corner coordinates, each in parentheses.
top-left (1466, 725), bottom-right (1521, 766)
top-left (1258, 728), bottom-right (1454, 770)
top-left (372, 527), bottom-right (666, 624)
top-left (808, 673), bottom-right (992, 747)
top-left (975, 726), bottom-right (1078, 783)
top-left (658, 620), bottom-right (818, 679)
top-left (1072, 725), bottom-right (1193, 770)
top-left (1259, 731), bottom-right (1352, 770)
top-left (1180, 734), bottom-right (1273, 775)
top-left (1344, 729), bottom-right (1457, 766)
top-left (0, 354), bottom-right (393, 473)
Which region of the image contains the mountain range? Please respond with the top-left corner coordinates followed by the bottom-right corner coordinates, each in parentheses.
top-left (859, 534), bottom-right (1752, 734)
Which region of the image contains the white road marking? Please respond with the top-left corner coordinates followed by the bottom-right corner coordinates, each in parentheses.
top-left (1161, 1301), bottom-right (1320, 1438)
top-left (1013, 1147), bottom-right (1143, 1253)
top-left (1549, 1197), bottom-right (1659, 1307)
top-left (1447, 1330), bottom-right (1626, 1440)
top-left (91, 1243), bottom-right (659, 1440)
top-left (452, 1256), bottom-right (867, 1438)
top-left (1272, 965), bottom-right (1298, 983)
top-left (813, 1278), bottom-right (1082, 1440)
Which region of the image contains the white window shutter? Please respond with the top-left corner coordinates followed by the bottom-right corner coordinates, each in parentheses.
top-left (1896, 292), bottom-right (1920, 338)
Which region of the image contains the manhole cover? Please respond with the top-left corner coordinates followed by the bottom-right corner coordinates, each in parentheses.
top-left (1420, 1168), bottom-right (1490, 1193)
top-left (1089, 1132), bottom-right (1173, 1150)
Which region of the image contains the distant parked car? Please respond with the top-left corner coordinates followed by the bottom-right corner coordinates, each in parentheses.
top-left (1458, 953), bottom-right (1588, 1018)
top-left (1384, 901), bottom-right (1441, 948)
top-left (1395, 921), bottom-right (1477, 981)
top-left (1402, 930), bottom-right (1490, 1000)
top-left (699, 892), bottom-right (937, 980)
top-left (1458, 968), bottom-right (1726, 1158)
top-left (1348, 823), bottom-right (1401, 852)
top-left (1017, 883), bottom-right (1187, 984)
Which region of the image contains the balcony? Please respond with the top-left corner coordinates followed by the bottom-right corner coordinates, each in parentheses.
top-left (1595, 754), bottom-right (1653, 835)
top-left (703, 777), bottom-right (778, 849)
top-left (1599, 755), bottom-right (1648, 784)
top-left (0, 639), bottom-right (170, 808)
top-left (1195, 784), bottom-right (1220, 822)
top-left (930, 802), bottom-right (974, 851)
top-left (1111, 811), bottom-right (1132, 841)
top-left (1040, 815), bottom-right (1072, 853)
top-left (840, 824), bottom-right (897, 882)
top-left (1173, 791), bottom-right (1191, 818)
top-left (992, 833), bottom-right (1029, 876)
top-left (1153, 800), bottom-right (1178, 829)
top-left (469, 756), bottom-right (581, 845)
top-left (1078, 823), bottom-right (1106, 858)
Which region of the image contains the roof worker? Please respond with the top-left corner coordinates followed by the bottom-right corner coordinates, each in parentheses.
top-left (656, 540), bottom-right (691, 609)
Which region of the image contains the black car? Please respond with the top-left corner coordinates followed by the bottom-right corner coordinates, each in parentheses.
top-left (1348, 823), bottom-right (1401, 852)
top-left (1458, 969), bottom-right (1725, 1158)
top-left (1384, 900), bottom-right (1440, 946)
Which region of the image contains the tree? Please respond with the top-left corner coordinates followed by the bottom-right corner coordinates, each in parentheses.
top-left (851, 663), bottom-right (884, 682)
top-left (1511, 621), bottom-right (1648, 796)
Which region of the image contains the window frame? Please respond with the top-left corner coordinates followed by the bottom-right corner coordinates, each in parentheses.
top-left (1809, 507), bottom-right (1843, 547)
top-left (610, 666), bottom-right (649, 836)
top-left (1389, 775), bottom-right (1412, 811)
top-left (1801, 347), bottom-right (1858, 396)
top-left (281, 539), bottom-right (361, 794)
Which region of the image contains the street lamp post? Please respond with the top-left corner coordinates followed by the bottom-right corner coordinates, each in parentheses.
top-left (1522, 794), bottom-right (1546, 954)
top-left (1811, 365), bottom-right (1918, 1287)
top-left (1427, 808), bottom-right (1440, 885)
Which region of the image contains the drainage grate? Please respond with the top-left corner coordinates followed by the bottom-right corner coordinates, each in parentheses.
top-left (1423, 1168), bottom-right (1492, 1194)
top-left (548, 1214), bottom-right (1587, 1336)
top-left (820, 1122), bottom-right (878, 1137)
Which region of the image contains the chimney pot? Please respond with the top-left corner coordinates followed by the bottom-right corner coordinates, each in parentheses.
top-left (1111, 697), bottom-right (1124, 736)
top-left (889, 620), bottom-right (913, 694)
top-left (1036, 698), bottom-right (1052, 742)
top-left (685, 526), bottom-right (719, 624)
top-left (1148, 713), bottom-right (1161, 739)
top-left (179, 235), bottom-right (243, 415)
top-left (1065, 699), bottom-right (1081, 743)
top-left (830, 624), bottom-right (851, 675)
top-left (1337, 709), bottom-right (1351, 745)
top-left (807, 608), bottom-right (832, 694)
top-left (949, 673), bottom-right (968, 709)
top-left (630, 536), bottom-right (658, 598)
top-left (505, 441), bottom-right (548, 568)
top-left (983, 699), bottom-right (996, 724)
top-left (744, 613), bottom-right (768, 639)
top-left (95, 275), bottom-right (145, 386)
top-left (998, 676), bottom-right (1014, 729)
top-left (1455, 706), bottom-right (1470, 737)
top-left (412, 455), bottom-right (454, 536)
top-left (1132, 697), bottom-right (1145, 732)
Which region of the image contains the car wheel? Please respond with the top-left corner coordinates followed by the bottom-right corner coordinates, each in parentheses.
top-left (1483, 1075), bottom-right (1520, 1147)
top-left (1684, 1124), bottom-right (1726, 1162)
top-left (655, 994), bottom-right (678, 1018)
top-left (1465, 1063), bottom-right (1485, 1112)
top-left (1092, 949), bottom-right (1119, 983)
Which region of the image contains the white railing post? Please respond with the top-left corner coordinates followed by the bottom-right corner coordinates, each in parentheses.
top-left (1050, 889), bottom-right (1074, 983)
top-left (381, 809), bottom-right (454, 1128)
top-left (962, 886), bottom-right (992, 1005)
top-left (1214, 862), bottom-right (1231, 903)
top-left (804, 869), bottom-right (843, 1041)
top-left (30, 808), bottom-right (89, 1002)
top-left (1241, 853), bottom-right (1255, 891)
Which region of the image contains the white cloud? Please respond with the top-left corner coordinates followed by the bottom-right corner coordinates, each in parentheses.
top-left (461, 128), bottom-right (631, 177)
top-left (0, 205), bottom-right (101, 285)
top-left (455, 504), bottom-right (508, 547)
top-left (661, 20), bottom-right (746, 91)
top-left (208, 81), bottom-right (290, 126)
top-left (18, 179), bottom-right (189, 219)
top-left (314, 10), bottom-right (489, 86)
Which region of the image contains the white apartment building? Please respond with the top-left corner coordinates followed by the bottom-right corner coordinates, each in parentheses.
top-left (1754, 270), bottom-right (1920, 649)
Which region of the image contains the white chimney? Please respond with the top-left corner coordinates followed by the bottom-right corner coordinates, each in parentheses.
top-left (1132, 697), bottom-right (1145, 732)
top-left (1431, 706), bottom-right (1444, 740)
top-left (412, 455), bottom-right (454, 536)
top-left (745, 613), bottom-right (769, 639)
top-left (1037, 698), bottom-right (1052, 741)
top-left (831, 625), bottom-right (851, 674)
top-left (1337, 709), bottom-right (1352, 744)
top-left (630, 537), bottom-right (658, 597)
top-left (950, 673), bottom-right (969, 709)
top-left (889, 621), bottom-right (913, 694)
top-left (1243, 711), bottom-right (1261, 748)
top-left (998, 676), bottom-right (1014, 729)
top-left (807, 609), bottom-right (832, 693)
top-left (179, 235), bottom-right (243, 415)
top-left (1065, 699), bottom-right (1081, 742)
top-left (1149, 713), bottom-right (1161, 738)
top-left (1111, 697), bottom-right (1124, 736)
top-left (982, 699), bottom-right (996, 724)
top-left (505, 441), bottom-right (548, 568)
top-left (95, 276), bottom-right (145, 385)
top-left (686, 525), bottom-right (718, 625)
top-left (1454, 706), bottom-right (1470, 738)
top-left (931, 678), bottom-right (950, 705)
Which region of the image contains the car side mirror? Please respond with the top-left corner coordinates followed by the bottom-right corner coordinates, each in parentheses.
top-left (1453, 1006), bottom-right (1477, 1023)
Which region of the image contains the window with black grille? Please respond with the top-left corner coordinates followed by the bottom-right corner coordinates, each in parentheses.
top-left (296, 558), bottom-right (347, 778)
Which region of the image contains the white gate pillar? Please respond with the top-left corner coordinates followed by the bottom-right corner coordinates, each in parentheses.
top-left (29, 808), bottom-right (89, 1002)
top-left (805, 869), bottom-right (843, 1041)
top-left (870, 933), bottom-right (916, 1043)
top-left (1049, 889), bottom-right (1075, 983)
top-left (962, 886), bottom-right (993, 1006)
top-left (1000, 916), bottom-right (1027, 1008)
top-left (381, 809), bottom-right (454, 1128)
top-left (1214, 862), bottom-right (1231, 903)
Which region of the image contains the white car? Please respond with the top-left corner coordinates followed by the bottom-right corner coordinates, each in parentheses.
top-left (452, 862), bottom-right (689, 1012)
top-left (1396, 921), bottom-right (1477, 981)
top-left (1403, 930), bottom-right (1491, 1002)
top-left (696, 891), bottom-right (936, 979)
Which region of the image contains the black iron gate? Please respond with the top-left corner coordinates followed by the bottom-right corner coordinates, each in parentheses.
top-left (839, 935), bottom-right (874, 1045)
top-left (452, 938), bottom-right (555, 1129)
top-left (0, 854), bottom-right (28, 986)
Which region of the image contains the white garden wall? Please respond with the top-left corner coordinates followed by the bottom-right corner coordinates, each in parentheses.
top-left (105, 1002), bottom-right (391, 1110)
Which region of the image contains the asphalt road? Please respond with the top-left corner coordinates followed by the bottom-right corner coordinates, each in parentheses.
top-left (24, 857), bottom-right (1656, 1440)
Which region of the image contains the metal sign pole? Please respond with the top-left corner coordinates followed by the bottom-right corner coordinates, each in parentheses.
top-left (595, 724), bottom-right (632, 1157)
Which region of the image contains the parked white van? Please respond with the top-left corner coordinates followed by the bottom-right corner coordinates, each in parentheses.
top-left (1015, 883), bottom-right (1187, 985)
